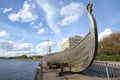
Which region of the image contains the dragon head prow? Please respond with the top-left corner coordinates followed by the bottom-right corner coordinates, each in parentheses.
top-left (87, 2), bottom-right (93, 13)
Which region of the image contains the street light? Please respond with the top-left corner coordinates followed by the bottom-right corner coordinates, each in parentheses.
top-left (101, 45), bottom-right (104, 55)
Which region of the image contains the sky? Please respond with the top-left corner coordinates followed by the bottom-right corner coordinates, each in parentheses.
top-left (0, 0), bottom-right (120, 57)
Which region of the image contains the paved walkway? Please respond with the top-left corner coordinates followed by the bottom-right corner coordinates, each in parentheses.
top-left (42, 61), bottom-right (101, 80)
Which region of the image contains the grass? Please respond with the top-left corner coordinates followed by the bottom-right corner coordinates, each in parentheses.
top-left (95, 55), bottom-right (120, 61)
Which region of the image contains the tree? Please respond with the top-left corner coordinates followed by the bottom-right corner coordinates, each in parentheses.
top-left (98, 32), bottom-right (120, 55)
top-left (16, 55), bottom-right (27, 59)
top-left (31, 55), bottom-right (42, 59)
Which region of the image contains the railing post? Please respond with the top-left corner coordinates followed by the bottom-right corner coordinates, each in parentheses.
top-left (34, 62), bottom-right (42, 80)
top-left (59, 62), bottom-right (64, 76)
top-left (106, 63), bottom-right (110, 80)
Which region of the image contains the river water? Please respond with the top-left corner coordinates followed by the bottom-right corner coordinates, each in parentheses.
top-left (0, 59), bottom-right (38, 80)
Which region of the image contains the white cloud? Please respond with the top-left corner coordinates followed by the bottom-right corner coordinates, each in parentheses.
top-left (0, 31), bottom-right (8, 37)
top-left (35, 0), bottom-right (61, 35)
top-left (34, 22), bottom-right (43, 29)
top-left (98, 28), bottom-right (113, 41)
top-left (0, 39), bottom-right (32, 51)
top-left (0, 39), bottom-right (50, 56)
top-left (3, 8), bottom-right (13, 13)
top-left (0, 50), bottom-right (38, 57)
top-left (37, 41), bottom-right (56, 48)
top-left (8, 0), bottom-right (38, 23)
top-left (0, 38), bottom-right (58, 56)
top-left (0, 8), bottom-right (13, 13)
top-left (0, 40), bottom-right (13, 51)
top-left (0, 39), bottom-right (36, 56)
top-left (60, 2), bottom-right (85, 26)
top-left (37, 28), bottom-right (46, 34)
top-left (0, 51), bottom-right (17, 57)
top-left (13, 43), bottom-right (32, 51)
top-left (18, 38), bottom-right (25, 43)
top-left (36, 41), bottom-right (56, 53)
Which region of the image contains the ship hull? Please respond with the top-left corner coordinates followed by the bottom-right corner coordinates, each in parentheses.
top-left (43, 3), bottom-right (98, 72)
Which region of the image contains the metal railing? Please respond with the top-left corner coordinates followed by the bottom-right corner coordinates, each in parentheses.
top-left (83, 61), bottom-right (120, 80)
top-left (34, 62), bottom-right (42, 80)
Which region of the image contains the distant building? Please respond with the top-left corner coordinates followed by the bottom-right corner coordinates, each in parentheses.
top-left (61, 36), bottom-right (82, 51)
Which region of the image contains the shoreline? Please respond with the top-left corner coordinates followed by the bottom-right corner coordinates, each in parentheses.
top-left (0, 58), bottom-right (41, 62)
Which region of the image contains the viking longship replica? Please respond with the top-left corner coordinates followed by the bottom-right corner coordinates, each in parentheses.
top-left (42, 2), bottom-right (98, 74)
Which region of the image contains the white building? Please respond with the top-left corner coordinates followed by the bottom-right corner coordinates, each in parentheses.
top-left (61, 36), bottom-right (82, 51)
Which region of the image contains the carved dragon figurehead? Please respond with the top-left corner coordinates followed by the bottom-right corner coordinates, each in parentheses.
top-left (87, 2), bottom-right (93, 13)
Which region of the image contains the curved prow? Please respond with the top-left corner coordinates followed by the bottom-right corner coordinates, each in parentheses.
top-left (87, 2), bottom-right (98, 37)
top-left (86, 2), bottom-right (98, 68)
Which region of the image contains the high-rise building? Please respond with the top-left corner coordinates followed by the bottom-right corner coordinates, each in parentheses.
top-left (61, 36), bottom-right (82, 51)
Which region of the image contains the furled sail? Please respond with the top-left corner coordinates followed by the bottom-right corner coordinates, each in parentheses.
top-left (43, 2), bottom-right (98, 72)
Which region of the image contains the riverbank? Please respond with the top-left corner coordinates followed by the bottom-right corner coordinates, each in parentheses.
top-left (0, 58), bottom-right (41, 61)
top-left (0, 55), bottom-right (42, 60)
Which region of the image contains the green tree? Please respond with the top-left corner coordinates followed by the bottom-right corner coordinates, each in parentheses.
top-left (98, 32), bottom-right (120, 55)
top-left (31, 55), bottom-right (42, 59)
top-left (16, 55), bottom-right (27, 59)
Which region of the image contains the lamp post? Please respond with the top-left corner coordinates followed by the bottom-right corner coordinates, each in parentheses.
top-left (101, 45), bottom-right (103, 55)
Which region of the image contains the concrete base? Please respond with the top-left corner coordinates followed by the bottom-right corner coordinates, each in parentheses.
top-left (42, 61), bottom-right (101, 80)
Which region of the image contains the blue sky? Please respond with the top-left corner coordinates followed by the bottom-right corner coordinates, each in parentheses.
top-left (0, 0), bottom-right (120, 57)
